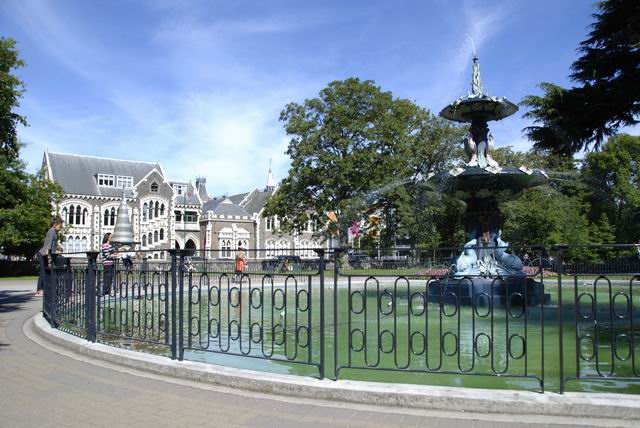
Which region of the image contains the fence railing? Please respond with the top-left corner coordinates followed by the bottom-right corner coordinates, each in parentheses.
top-left (41, 245), bottom-right (640, 393)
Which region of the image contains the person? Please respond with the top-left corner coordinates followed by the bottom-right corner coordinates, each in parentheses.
top-left (280, 258), bottom-right (290, 273)
top-left (234, 247), bottom-right (246, 283)
top-left (36, 217), bottom-right (63, 297)
top-left (100, 233), bottom-right (119, 295)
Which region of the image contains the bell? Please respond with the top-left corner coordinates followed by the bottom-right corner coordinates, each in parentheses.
top-left (111, 186), bottom-right (136, 248)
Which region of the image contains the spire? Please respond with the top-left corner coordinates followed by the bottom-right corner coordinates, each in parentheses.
top-left (471, 55), bottom-right (484, 97)
top-left (111, 187), bottom-right (135, 247)
top-left (265, 158), bottom-right (275, 191)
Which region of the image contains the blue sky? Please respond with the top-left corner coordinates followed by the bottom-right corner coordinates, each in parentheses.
top-left (1, 0), bottom-right (622, 195)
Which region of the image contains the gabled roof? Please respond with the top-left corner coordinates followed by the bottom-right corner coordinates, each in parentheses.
top-left (206, 198), bottom-right (250, 218)
top-left (242, 188), bottom-right (274, 215)
top-left (45, 151), bottom-right (163, 197)
top-left (170, 181), bottom-right (200, 205)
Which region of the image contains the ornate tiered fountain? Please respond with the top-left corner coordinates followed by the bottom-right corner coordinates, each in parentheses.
top-left (423, 56), bottom-right (550, 305)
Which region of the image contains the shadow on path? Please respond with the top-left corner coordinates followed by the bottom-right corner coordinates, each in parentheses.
top-left (0, 290), bottom-right (36, 314)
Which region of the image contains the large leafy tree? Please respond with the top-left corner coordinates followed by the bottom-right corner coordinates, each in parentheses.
top-left (581, 133), bottom-right (640, 242)
top-left (264, 77), bottom-right (463, 246)
top-left (0, 37), bottom-right (63, 258)
top-left (521, 0), bottom-right (640, 155)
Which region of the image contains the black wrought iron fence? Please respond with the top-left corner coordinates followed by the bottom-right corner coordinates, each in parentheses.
top-left (41, 244), bottom-right (640, 393)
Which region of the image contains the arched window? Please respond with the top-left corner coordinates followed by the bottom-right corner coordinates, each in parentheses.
top-left (148, 201), bottom-right (153, 220)
top-left (159, 228), bottom-right (164, 240)
top-left (220, 239), bottom-right (232, 258)
top-left (142, 235), bottom-right (147, 247)
top-left (160, 204), bottom-right (165, 216)
top-left (110, 208), bottom-right (116, 226)
top-left (154, 201), bottom-right (159, 217)
top-left (154, 230), bottom-right (159, 242)
top-left (266, 240), bottom-right (276, 258)
top-left (75, 205), bottom-right (81, 225)
top-left (153, 253), bottom-right (159, 259)
top-left (62, 208), bottom-right (68, 225)
top-left (278, 240), bottom-right (288, 256)
top-left (147, 232), bottom-right (152, 244)
top-left (160, 251), bottom-right (165, 259)
top-left (266, 217), bottom-right (274, 231)
top-left (82, 208), bottom-right (88, 225)
top-left (151, 182), bottom-right (158, 192)
top-left (69, 205), bottom-right (75, 225)
top-left (103, 209), bottom-right (109, 226)
top-left (142, 203), bottom-right (148, 221)
top-left (65, 236), bottom-right (73, 253)
top-left (81, 236), bottom-right (88, 251)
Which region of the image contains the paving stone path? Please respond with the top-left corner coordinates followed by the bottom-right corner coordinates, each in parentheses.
top-left (0, 280), bottom-right (613, 427)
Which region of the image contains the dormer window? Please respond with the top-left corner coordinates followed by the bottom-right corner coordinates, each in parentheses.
top-left (97, 174), bottom-right (115, 187)
top-left (151, 182), bottom-right (159, 192)
top-left (173, 184), bottom-right (187, 195)
top-left (116, 175), bottom-right (133, 188)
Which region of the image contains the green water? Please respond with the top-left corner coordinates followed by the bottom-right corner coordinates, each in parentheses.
top-left (90, 273), bottom-right (640, 394)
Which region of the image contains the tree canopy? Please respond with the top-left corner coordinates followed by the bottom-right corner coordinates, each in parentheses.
top-left (0, 37), bottom-right (63, 258)
top-left (263, 77), bottom-right (464, 246)
top-left (521, 0), bottom-right (640, 155)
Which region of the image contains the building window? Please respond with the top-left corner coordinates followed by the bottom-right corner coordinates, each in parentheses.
top-left (69, 205), bottom-right (75, 225)
top-left (160, 204), bottom-right (165, 216)
top-left (142, 203), bottom-right (148, 221)
top-left (82, 208), bottom-right (88, 225)
top-left (154, 230), bottom-right (159, 242)
top-left (154, 201), bottom-right (159, 217)
top-left (266, 216), bottom-right (274, 231)
top-left (173, 184), bottom-right (187, 195)
top-left (184, 211), bottom-right (198, 223)
top-left (266, 240), bottom-right (276, 258)
top-left (62, 208), bottom-right (68, 224)
top-left (220, 239), bottom-right (232, 258)
top-left (148, 232), bottom-right (153, 244)
top-left (160, 228), bottom-right (164, 240)
top-left (97, 174), bottom-right (115, 187)
top-left (81, 236), bottom-right (88, 252)
top-left (142, 235), bottom-right (147, 247)
top-left (110, 208), bottom-right (116, 226)
top-left (75, 205), bottom-right (81, 225)
top-left (116, 175), bottom-right (133, 188)
top-left (277, 240), bottom-right (289, 256)
top-left (148, 201), bottom-right (154, 220)
top-left (175, 211), bottom-right (182, 222)
top-left (151, 182), bottom-right (159, 192)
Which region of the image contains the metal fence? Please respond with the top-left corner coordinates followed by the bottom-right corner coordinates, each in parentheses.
top-left (41, 245), bottom-right (640, 393)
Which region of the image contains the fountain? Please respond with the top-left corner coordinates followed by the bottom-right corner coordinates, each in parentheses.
top-left (422, 55), bottom-right (550, 305)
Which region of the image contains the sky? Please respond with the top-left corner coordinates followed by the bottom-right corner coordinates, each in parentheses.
top-left (1, 0), bottom-right (627, 196)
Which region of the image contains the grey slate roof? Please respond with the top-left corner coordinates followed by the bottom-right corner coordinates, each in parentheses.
top-left (46, 152), bottom-right (162, 197)
top-left (208, 198), bottom-right (250, 218)
top-left (242, 189), bottom-right (274, 214)
top-left (170, 181), bottom-right (200, 205)
top-left (228, 192), bottom-right (249, 205)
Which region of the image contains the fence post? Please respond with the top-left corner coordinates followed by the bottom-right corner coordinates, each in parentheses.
top-left (86, 252), bottom-right (98, 342)
top-left (315, 249), bottom-right (326, 379)
top-left (169, 249), bottom-right (178, 360)
top-left (48, 254), bottom-right (60, 327)
top-left (178, 250), bottom-right (185, 361)
top-left (333, 247), bottom-right (344, 380)
top-left (554, 245), bottom-right (567, 394)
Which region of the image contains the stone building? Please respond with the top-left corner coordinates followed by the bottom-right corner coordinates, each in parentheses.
top-left (43, 151), bottom-right (324, 259)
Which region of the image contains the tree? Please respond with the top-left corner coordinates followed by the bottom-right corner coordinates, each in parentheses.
top-left (0, 37), bottom-right (26, 161)
top-left (581, 134), bottom-right (640, 242)
top-left (521, 0), bottom-right (640, 155)
top-left (264, 77), bottom-right (463, 246)
top-left (0, 38), bottom-right (63, 258)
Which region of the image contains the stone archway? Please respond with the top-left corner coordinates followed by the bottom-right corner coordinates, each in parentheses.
top-left (185, 239), bottom-right (196, 256)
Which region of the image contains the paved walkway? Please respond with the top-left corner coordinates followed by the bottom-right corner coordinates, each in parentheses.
top-left (0, 280), bottom-right (618, 427)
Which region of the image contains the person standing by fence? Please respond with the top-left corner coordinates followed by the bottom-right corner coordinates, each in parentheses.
top-left (101, 233), bottom-right (119, 295)
top-left (234, 247), bottom-right (246, 283)
top-left (36, 217), bottom-right (63, 297)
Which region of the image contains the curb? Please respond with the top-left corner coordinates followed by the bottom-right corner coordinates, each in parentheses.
top-left (31, 314), bottom-right (639, 422)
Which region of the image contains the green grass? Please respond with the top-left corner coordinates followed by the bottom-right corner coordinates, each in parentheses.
top-left (0, 276), bottom-right (38, 281)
